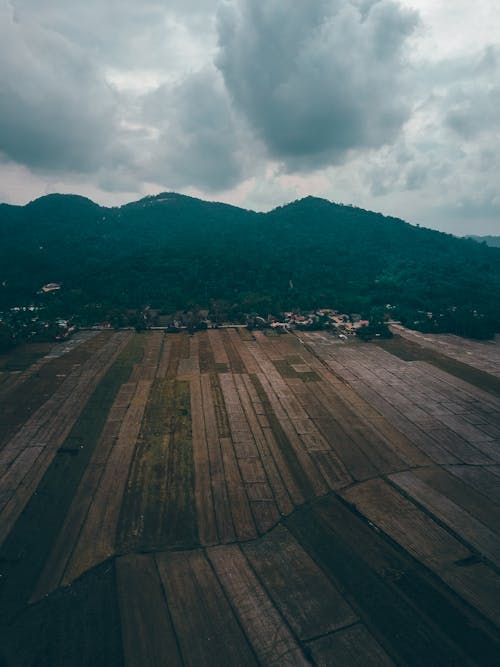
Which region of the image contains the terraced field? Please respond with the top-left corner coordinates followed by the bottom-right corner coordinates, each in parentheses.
top-left (1, 328), bottom-right (499, 666)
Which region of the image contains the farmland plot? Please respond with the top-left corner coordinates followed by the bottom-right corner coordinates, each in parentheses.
top-left (391, 325), bottom-right (500, 379)
top-left (1, 329), bottom-right (500, 666)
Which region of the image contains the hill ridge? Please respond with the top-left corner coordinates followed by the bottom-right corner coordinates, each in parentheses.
top-left (1, 191), bottom-right (499, 341)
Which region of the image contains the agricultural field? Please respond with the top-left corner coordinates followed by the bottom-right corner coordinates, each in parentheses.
top-left (0, 327), bottom-right (500, 666)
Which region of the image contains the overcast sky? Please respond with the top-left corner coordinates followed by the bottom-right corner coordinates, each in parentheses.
top-left (1, 0), bottom-right (499, 235)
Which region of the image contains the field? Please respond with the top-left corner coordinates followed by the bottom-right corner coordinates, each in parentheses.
top-left (1, 327), bottom-right (500, 666)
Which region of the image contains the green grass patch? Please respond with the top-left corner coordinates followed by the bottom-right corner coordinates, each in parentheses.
top-left (118, 379), bottom-right (198, 551)
top-left (285, 355), bottom-right (303, 364)
top-left (165, 333), bottom-right (190, 378)
top-left (199, 334), bottom-right (216, 372)
top-left (221, 331), bottom-right (245, 373)
top-left (211, 372), bottom-right (231, 437)
top-left (272, 359), bottom-right (320, 383)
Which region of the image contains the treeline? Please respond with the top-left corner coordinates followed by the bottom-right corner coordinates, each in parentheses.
top-left (467, 235), bottom-right (500, 248)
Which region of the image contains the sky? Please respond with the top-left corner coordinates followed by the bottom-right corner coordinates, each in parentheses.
top-left (0, 0), bottom-right (499, 235)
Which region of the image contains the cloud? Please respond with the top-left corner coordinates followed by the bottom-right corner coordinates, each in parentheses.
top-left (12, 1), bottom-right (216, 73)
top-left (0, 1), bottom-right (122, 172)
top-left (442, 47), bottom-right (500, 140)
top-left (0, 0), bottom-right (499, 235)
top-left (216, 0), bottom-right (419, 169)
top-left (141, 68), bottom-right (249, 191)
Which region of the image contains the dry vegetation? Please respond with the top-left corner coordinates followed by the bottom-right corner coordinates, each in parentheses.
top-left (1, 328), bottom-right (500, 666)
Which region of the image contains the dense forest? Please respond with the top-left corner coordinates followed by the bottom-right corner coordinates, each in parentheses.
top-left (467, 235), bottom-right (500, 248)
top-left (1, 192), bottom-right (499, 347)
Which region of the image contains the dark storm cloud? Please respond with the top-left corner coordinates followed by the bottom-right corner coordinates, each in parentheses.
top-left (1, 0), bottom-right (222, 184)
top-left (143, 69), bottom-right (246, 191)
top-left (443, 47), bottom-right (500, 140)
top-left (216, 0), bottom-right (419, 169)
top-left (0, 0), bottom-right (122, 172)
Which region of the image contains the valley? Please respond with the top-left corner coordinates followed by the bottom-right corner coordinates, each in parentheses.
top-left (0, 328), bottom-right (499, 666)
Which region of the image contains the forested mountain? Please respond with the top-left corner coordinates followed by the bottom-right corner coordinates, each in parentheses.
top-left (1, 193), bottom-right (499, 336)
top-left (467, 235), bottom-right (500, 248)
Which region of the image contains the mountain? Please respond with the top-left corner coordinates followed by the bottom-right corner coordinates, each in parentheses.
top-left (467, 235), bottom-right (500, 248)
top-left (1, 192), bottom-right (499, 336)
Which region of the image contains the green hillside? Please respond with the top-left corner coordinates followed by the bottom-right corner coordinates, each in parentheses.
top-left (1, 193), bottom-right (499, 338)
top-left (467, 235), bottom-right (500, 248)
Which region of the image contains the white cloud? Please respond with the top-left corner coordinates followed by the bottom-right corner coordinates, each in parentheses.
top-left (399, 0), bottom-right (500, 61)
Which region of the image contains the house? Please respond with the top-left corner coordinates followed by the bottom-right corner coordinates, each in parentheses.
top-left (40, 282), bottom-right (61, 293)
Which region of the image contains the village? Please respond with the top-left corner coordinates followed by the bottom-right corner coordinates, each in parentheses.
top-left (252, 309), bottom-right (370, 335)
top-left (2, 278), bottom-right (490, 352)
top-left (0, 281), bottom-right (394, 353)
top-left (119, 306), bottom-right (375, 337)
top-left (0, 303), bottom-right (379, 352)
